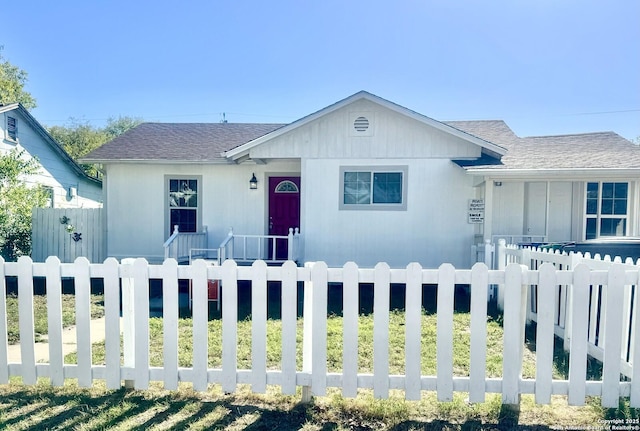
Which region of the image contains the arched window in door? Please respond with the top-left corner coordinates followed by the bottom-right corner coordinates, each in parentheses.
top-left (275, 180), bottom-right (299, 193)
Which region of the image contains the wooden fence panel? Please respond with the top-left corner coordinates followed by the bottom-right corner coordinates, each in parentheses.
top-left (31, 208), bottom-right (105, 263)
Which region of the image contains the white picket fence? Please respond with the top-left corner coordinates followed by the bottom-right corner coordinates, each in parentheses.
top-left (496, 240), bottom-right (640, 380)
top-left (1, 256), bottom-right (639, 408)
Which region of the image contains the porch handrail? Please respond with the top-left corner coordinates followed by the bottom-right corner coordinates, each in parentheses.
top-left (217, 227), bottom-right (301, 264)
top-left (163, 225), bottom-right (208, 262)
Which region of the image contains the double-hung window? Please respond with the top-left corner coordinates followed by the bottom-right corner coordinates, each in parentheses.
top-left (340, 166), bottom-right (407, 210)
top-left (585, 181), bottom-right (628, 239)
top-left (167, 178), bottom-right (199, 234)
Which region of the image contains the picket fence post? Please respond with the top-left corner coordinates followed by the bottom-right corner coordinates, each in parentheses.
top-left (373, 262), bottom-right (391, 399)
top-left (496, 239), bottom-right (507, 310)
top-left (484, 239), bottom-right (493, 269)
top-left (45, 256), bottom-right (64, 387)
top-left (302, 261), bottom-right (329, 401)
top-left (121, 258), bottom-right (135, 389)
top-left (469, 262), bottom-right (489, 403)
top-left (502, 263), bottom-right (528, 406)
top-left (221, 259), bottom-right (239, 394)
top-left (404, 262), bottom-right (423, 401)
top-left (17, 257), bottom-right (36, 385)
top-left (568, 264), bottom-right (590, 405)
top-left (342, 262), bottom-right (360, 398)
top-left (0, 257), bottom-right (7, 385)
top-left (301, 262), bottom-right (314, 402)
top-left (602, 264), bottom-right (625, 408)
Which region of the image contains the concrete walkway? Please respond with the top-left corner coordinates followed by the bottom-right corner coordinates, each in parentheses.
top-left (7, 316), bottom-right (109, 363)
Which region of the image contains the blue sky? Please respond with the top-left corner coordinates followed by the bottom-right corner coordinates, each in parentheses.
top-left (3, 0), bottom-right (639, 140)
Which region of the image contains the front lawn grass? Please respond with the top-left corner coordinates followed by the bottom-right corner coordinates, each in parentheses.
top-left (1, 302), bottom-right (637, 429)
top-left (5, 293), bottom-right (104, 344)
top-left (56, 310), bottom-right (635, 430)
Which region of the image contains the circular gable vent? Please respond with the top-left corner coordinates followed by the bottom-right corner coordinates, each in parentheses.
top-left (353, 116), bottom-right (369, 132)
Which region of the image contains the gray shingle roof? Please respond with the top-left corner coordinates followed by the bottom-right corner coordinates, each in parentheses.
top-left (82, 123), bottom-right (285, 162)
top-left (83, 117), bottom-right (640, 171)
top-left (446, 120), bottom-right (640, 170)
top-left (445, 120), bottom-right (519, 149)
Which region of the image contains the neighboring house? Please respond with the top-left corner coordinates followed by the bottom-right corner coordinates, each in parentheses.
top-left (81, 91), bottom-right (640, 267)
top-left (0, 103), bottom-right (102, 208)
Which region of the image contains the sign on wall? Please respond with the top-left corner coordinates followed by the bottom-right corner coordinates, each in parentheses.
top-left (468, 199), bottom-right (485, 224)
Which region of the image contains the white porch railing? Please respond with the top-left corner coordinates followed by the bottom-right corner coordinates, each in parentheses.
top-left (217, 227), bottom-right (301, 264)
top-left (2, 256), bottom-right (638, 408)
top-left (494, 239), bottom-right (640, 380)
top-left (163, 226), bottom-right (208, 262)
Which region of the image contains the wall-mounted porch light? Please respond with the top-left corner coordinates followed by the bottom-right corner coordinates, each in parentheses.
top-left (249, 173), bottom-right (258, 190)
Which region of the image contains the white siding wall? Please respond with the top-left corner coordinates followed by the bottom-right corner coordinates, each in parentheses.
top-left (489, 180), bottom-right (605, 243)
top-left (105, 161), bottom-right (300, 262)
top-left (302, 158), bottom-right (476, 268)
top-left (1, 110), bottom-right (102, 208)
top-left (491, 182), bottom-right (525, 237)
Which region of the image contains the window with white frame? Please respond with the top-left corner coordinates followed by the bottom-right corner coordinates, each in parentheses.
top-left (340, 166), bottom-right (407, 210)
top-left (167, 178), bottom-right (199, 234)
top-left (585, 182), bottom-right (628, 239)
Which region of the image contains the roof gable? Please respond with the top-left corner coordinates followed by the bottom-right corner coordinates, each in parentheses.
top-left (0, 103), bottom-right (101, 184)
top-left (224, 91), bottom-right (507, 161)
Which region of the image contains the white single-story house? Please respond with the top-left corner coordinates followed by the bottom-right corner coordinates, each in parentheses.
top-left (1, 103), bottom-right (102, 208)
top-left (82, 91), bottom-right (640, 267)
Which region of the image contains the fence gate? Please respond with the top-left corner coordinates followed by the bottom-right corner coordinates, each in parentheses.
top-left (31, 208), bottom-right (105, 263)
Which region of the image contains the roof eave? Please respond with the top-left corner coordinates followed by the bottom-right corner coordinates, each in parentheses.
top-left (80, 158), bottom-right (234, 165)
top-left (466, 167), bottom-right (640, 180)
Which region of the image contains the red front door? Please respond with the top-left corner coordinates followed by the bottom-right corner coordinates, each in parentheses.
top-left (268, 176), bottom-right (300, 260)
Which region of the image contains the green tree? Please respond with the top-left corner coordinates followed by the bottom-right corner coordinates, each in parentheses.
top-left (104, 115), bottom-right (142, 139)
top-left (48, 119), bottom-right (108, 178)
top-left (48, 116), bottom-right (142, 179)
top-left (0, 149), bottom-right (48, 261)
top-left (0, 47), bottom-right (36, 109)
